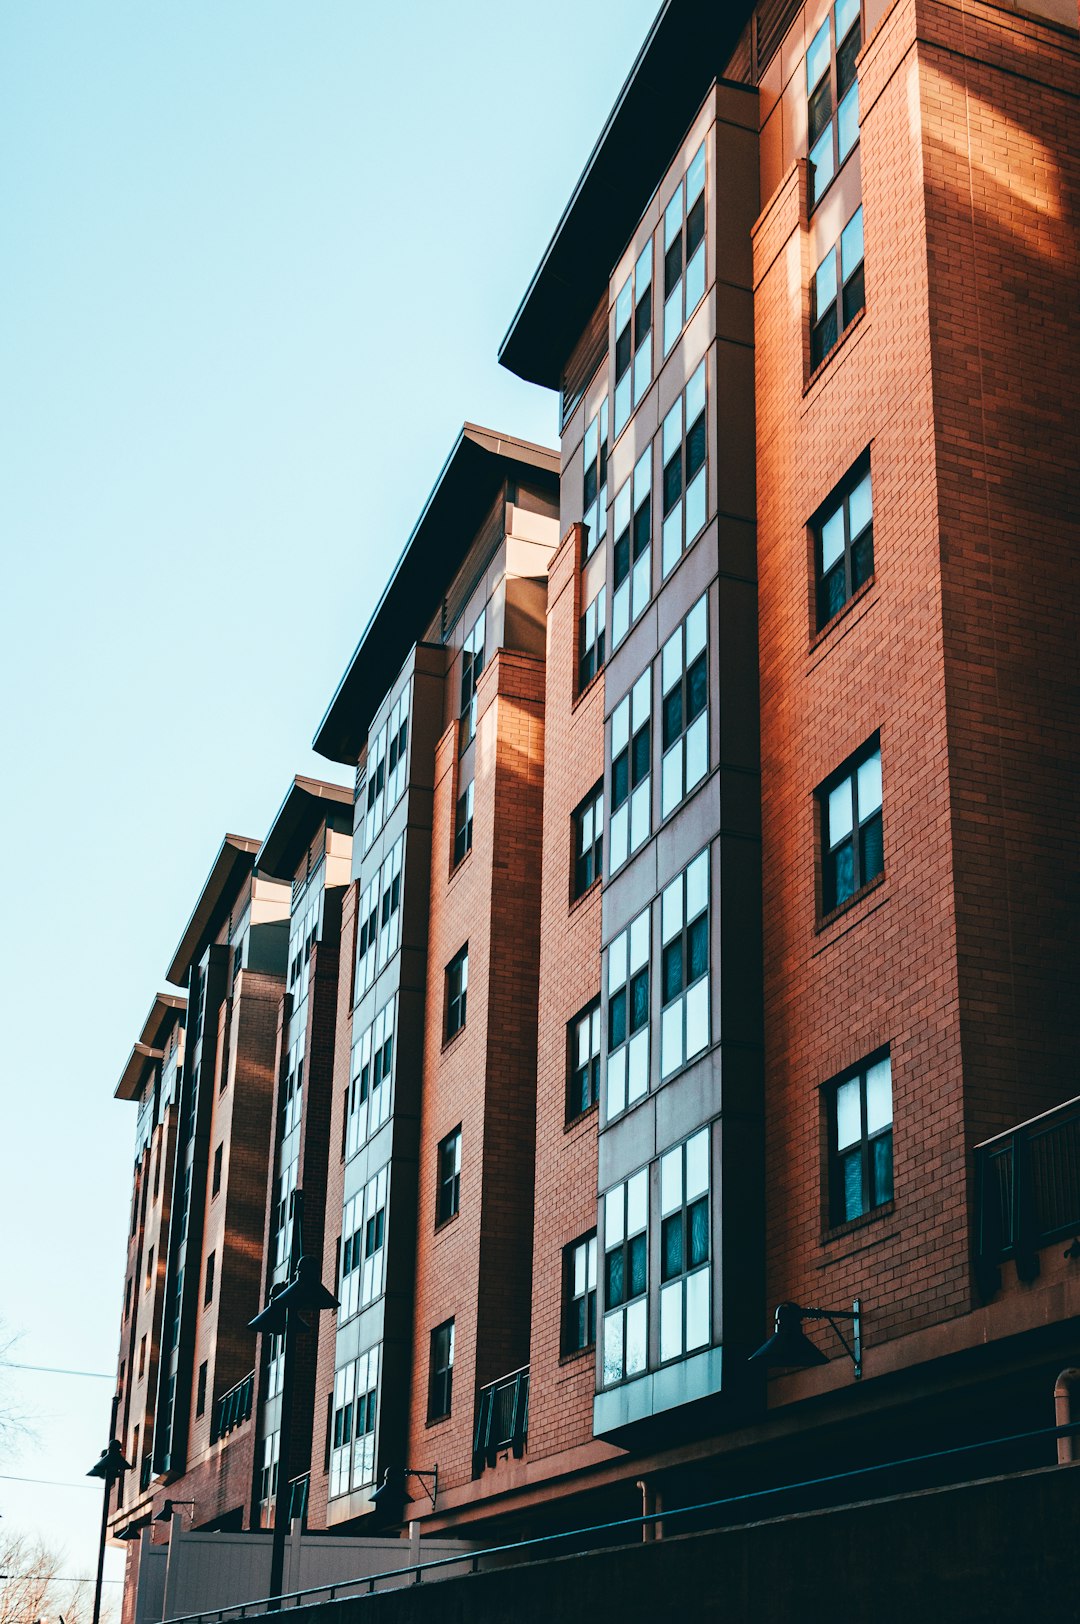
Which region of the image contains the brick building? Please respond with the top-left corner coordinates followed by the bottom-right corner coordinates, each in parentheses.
top-left (108, 0), bottom-right (1078, 1583)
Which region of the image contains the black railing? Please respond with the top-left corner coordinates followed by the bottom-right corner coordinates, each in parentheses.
top-left (974, 1094), bottom-right (1080, 1295)
top-left (473, 1364), bottom-right (528, 1473)
top-left (214, 1370), bottom-right (255, 1441)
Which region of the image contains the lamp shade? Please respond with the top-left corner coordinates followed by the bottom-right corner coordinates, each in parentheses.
top-left (279, 1255), bottom-right (339, 1314)
top-left (748, 1303), bottom-right (829, 1370)
top-left (87, 1440), bottom-right (133, 1483)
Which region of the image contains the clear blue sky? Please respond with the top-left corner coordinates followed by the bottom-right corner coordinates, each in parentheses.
top-left (0, 0), bottom-right (660, 1587)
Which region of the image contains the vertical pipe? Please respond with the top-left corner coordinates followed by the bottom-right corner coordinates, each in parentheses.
top-left (1054, 1368), bottom-right (1080, 1464)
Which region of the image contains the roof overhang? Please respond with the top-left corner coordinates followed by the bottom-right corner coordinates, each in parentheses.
top-left (498, 0), bottom-right (755, 390)
top-left (166, 834), bottom-right (261, 988)
top-left (114, 993), bottom-right (187, 1101)
top-left (256, 775), bottom-right (354, 881)
top-left (313, 424), bottom-right (559, 765)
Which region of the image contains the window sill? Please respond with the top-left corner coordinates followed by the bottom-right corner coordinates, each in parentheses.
top-left (564, 1100), bottom-right (599, 1136)
top-left (425, 1412), bottom-right (452, 1432)
top-left (821, 1199), bottom-right (894, 1246)
top-left (808, 573), bottom-right (877, 660)
top-left (559, 1343), bottom-right (595, 1369)
top-left (803, 305), bottom-right (867, 396)
top-left (569, 878), bottom-right (601, 918)
top-left (814, 869), bottom-right (886, 939)
top-left (441, 1026), bottom-right (468, 1057)
top-left (434, 1210), bottom-right (460, 1237)
top-left (572, 667), bottom-right (604, 715)
top-left (450, 848), bottom-right (473, 881)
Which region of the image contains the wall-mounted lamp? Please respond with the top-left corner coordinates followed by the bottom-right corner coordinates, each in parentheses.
top-left (154, 1499), bottom-right (196, 1524)
top-left (370, 1464), bottom-right (439, 1511)
top-left (749, 1298), bottom-right (862, 1380)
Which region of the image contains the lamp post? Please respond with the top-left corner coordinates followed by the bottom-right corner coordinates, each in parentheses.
top-left (249, 1204), bottom-right (337, 1612)
top-left (86, 1439), bottom-right (132, 1624)
top-left (748, 1299), bottom-right (863, 1380)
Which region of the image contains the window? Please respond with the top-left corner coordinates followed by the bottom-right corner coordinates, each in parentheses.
top-left (377, 837), bottom-right (403, 971)
top-left (660, 849), bottom-right (710, 1080)
top-left (811, 206), bottom-right (864, 369)
top-left (179, 1166), bottom-right (191, 1242)
top-left (572, 783), bottom-right (604, 898)
top-left (171, 1268), bottom-right (184, 1348)
top-left (459, 612), bottom-right (486, 749)
top-left (428, 1320), bottom-right (454, 1421)
top-left (568, 999), bottom-right (601, 1121)
top-left (606, 907), bottom-right (650, 1120)
top-left (203, 1251), bottom-right (215, 1306)
top-left (660, 595), bottom-right (708, 818)
top-left (330, 1346), bottom-right (380, 1498)
top-left (602, 1169), bottom-right (648, 1385)
top-left (145, 1245), bottom-right (154, 1291)
top-left (365, 688), bottom-right (411, 850)
top-left (661, 360), bottom-right (707, 577)
top-left (436, 1128), bottom-right (461, 1226)
top-left (663, 142), bottom-right (706, 356)
top-left (211, 1143), bottom-right (223, 1198)
top-left (454, 779), bottom-right (474, 866)
top-left (340, 1166), bottom-right (389, 1319)
top-left (272, 1162), bottom-right (297, 1271)
top-left (613, 242), bottom-right (653, 438)
top-left (828, 1053), bottom-right (893, 1223)
top-left (346, 996), bottom-right (395, 1157)
top-left (659, 1130), bottom-right (710, 1362)
top-left (807, 0), bottom-right (861, 210)
top-left (445, 947), bottom-right (468, 1041)
top-left (581, 399), bottom-right (609, 556)
top-left (280, 1033), bottom-right (304, 1139)
top-left (138, 1335), bottom-right (147, 1379)
top-left (356, 838), bottom-right (404, 998)
top-left (579, 585), bottom-right (606, 690)
top-left (125, 1277), bottom-right (132, 1321)
top-left (609, 671), bottom-right (651, 872)
top-left (611, 447), bottom-right (652, 648)
top-left (196, 1360), bottom-right (208, 1418)
top-left (819, 738), bottom-right (883, 913)
top-left (259, 1430), bottom-right (279, 1509)
top-left (562, 1232), bottom-right (598, 1354)
top-left (814, 458), bottom-right (873, 628)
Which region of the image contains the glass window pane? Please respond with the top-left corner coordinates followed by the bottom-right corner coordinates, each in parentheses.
top-left (662, 876), bottom-right (683, 943)
top-left (664, 287), bottom-right (682, 355)
top-left (630, 908), bottom-right (650, 972)
top-left (865, 1057), bottom-right (892, 1133)
top-left (821, 507), bottom-right (846, 572)
top-left (606, 1246), bottom-right (625, 1308)
top-left (628, 1029), bottom-right (649, 1102)
top-left (835, 0), bottom-right (860, 40)
top-left (662, 503), bottom-right (683, 576)
top-left (685, 243), bottom-right (705, 315)
top-left (687, 142), bottom-right (706, 204)
top-left (661, 1146), bottom-right (683, 1216)
top-left (841, 206), bottom-right (864, 276)
top-left (661, 1001), bottom-right (684, 1078)
top-left (662, 1212), bottom-right (683, 1281)
top-left (614, 374), bottom-right (631, 439)
top-left (606, 1184), bottom-right (625, 1246)
top-left (662, 627), bottom-right (683, 694)
top-left (664, 184), bottom-right (684, 247)
top-left (603, 1311), bottom-right (623, 1385)
top-left (686, 362), bottom-right (706, 425)
top-left (807, 16), bottom-right (831, 90)
top-left (857, 749), bottom-right (882, 816)
top-left (663, 397), bottom-right (683, 463)
top-left (686, 596), bottom-right (707, 661)
top-left (835, 1076), bottom-right (862, 1150)
top-left (607, 1047), bottom-right (626, 1119)
top-left (662, 747), bottom-right (682, 819)
top-left (630, 779), bottom-right (650, 851)
top-left (632, 670), bottom-right (651, 729)
top-left (686, 976), bottom-right (709, 1058)
top-left (872, 1133), bottom-right (894, 1205)
top-left (686, 1265), bottom-right (710, 1350)
top-left (635, 241), bottom-right (652, 293)
top-left (633, 338), bottom-right (652, 403)
top-left (809, 127), bottom-right (835, 199)
top-left (828, 778), bottom-right (854, 843)
top-left (660, 1281), bottom-right (683, 1363)
top-left (838, 80), bottom-right (860, 161)
top-left (615, 278), bottom-right (632, 334)
top-left (627, 1168), bottom-right (648, 1234)
top-left (842, 1149), bottom-right (864, 1220)
top-left (686, 1130), bottom-right (709, 1200)
top-left (626, 1299), bottom-right (647, 1375)
top-left (815, 248), bottom-right (838, 312)
top-left (849, 471), bottom-right (872, 537)
top-left (685, 466), bottom-right (707, 543)
top-left (686, 712), bottom-right (708, 793)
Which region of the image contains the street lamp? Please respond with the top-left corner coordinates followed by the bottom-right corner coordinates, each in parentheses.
top-left (370, 1464), bottom-right (439, 1512)
top-left (748, 1299), bottom-right (863, 1380)
top-left (153, 1499), bottom-right (196, 1525)
top-left (249, 1244), bottom-right (337, 1610)
top-left (87, 1439), bottom-right (132, 1624)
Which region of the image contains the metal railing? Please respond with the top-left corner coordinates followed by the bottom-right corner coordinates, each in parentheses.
top-left (974, 1094), bottom-right (1080, 1295)
top-left (472, 1364), bottom-right (528, 1473)
top-left (162, 1418), bottom-right (1080, 1624)
top-left (214, 1370), bottom-right (255, 1441)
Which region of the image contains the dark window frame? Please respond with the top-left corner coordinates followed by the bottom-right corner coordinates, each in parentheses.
top-left (825, 1050), bottom-right (894, 1226)
top-left (453, 778), bottom-right (475, 867)
top-left (578, 585), bottom-right (607, 691)
top-left (562, 1231), bottom-right (598, 1355)
top-left (211, 1142), bottom-right (223, 1198)
top-left (203, 1250), bottom-right (215, 1307)
top-left (567, 998), bottom-right (601, 1123)
top-left (813, 454), bottom-right (874, 630)
top-left (428, 1319), bottom-right (454, 1422)
top-left (436, 1127), bottom-right (462, 1227)
top-left (445, 947), bottom-right (469, 1042)
top-left (811, 205), bottom-right (865, 371)
top-left (572, 782), bottom-right (604, 899)
top-left (818, 735), bottom-right (883, 916)
top-left (581, 398), bottom-right (609, 557)
top-left (196, 1360), bottom-right (208, 1418)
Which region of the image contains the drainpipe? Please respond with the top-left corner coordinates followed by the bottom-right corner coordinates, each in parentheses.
top-left (1054, 1369), bottom-right (1080, 1464)
top-left (637, 1480), bottom-right (663, 1542)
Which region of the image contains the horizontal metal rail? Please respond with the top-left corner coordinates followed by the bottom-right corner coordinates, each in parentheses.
top-left (163, 1419), bottom-right (1080, 1624)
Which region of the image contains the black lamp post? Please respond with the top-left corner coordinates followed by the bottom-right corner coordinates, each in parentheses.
top-left (250, 1220), bottom-right (337, 1611)
top-left (748, 1298), bottom-right (863, 1380)
top-left (370, 1464), bottom-right (439, 1514)
top-left (87, 1439), bottom-right (132, 1624)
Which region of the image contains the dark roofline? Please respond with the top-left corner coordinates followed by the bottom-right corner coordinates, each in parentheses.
top-left (166, 834), bottom-right (262, 989)
top-left (313, 424), bottom-right (559, 766)
top-left (498, 0), bottom-right (754, 390)
top-left (114, 993), bottom-right (187, 1101)
top-left (256, 775), bottom-right (354, 882)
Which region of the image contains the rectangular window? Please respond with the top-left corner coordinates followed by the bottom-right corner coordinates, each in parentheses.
top-left (460, 612), bottom-right (486, 750)
top-left (428, 1320), bottom-right (454, 1421)
top-left (203, 1250), bottom-right (215, 1307)
top-left (660, 849), bottom-right (710, 1080)
top-left (346, 995), bottom-right (395, 1158)
top-left (355, 874), bottom-right (378, 999)
top-left (611, 447), bottom-right (652, 648)
top-left (562, 1232), bottom-right (598, 1354)
top-left (330, 1345), bottom-right (380, 1498)
top-left (196, 1360), bottom-right (208, 1418)
top-left (280, 1032), bottom-right (305, 1140)
top-left (815, 457), bottom-right (873, 628)
top-left (145, 1245), bottom-right (154, 1291)
top-left (613, 240), bottom-right (654, 438)
top-left (454, 778), bottom-right (474, 866)
top-left (828, 1052), bottom-right (893, 1223)
top-left (171, 1267), bottom-right (184, 1349)
top-left (179, 1167), bottom-right (191, 1242)
top-left (609, 671), bottom-right (651, 873)
top-left (138, 1335), bottom-right (147, 1379)
top-left (807, 0), bottom-right (861, 211)
top-left (572, 782), bottom-right (604, 899)
top-left (661, 360), bottom-right (707, 577)
top-left (663, 142), bottom-right (706, 356)
top-left (660, 594), bottom-right (708, 818)
top-left (659, 1129), bottom-right (711, 1362)
top-left (602, 1169), bottom-right (648, 1385)
top-left (819, 737), bottom-right (883, 914)
top-left (211, 1143), bottom-right (223, 1198)
top-left (579, 585), bottom-right (606, 691)
top-left (606, 907), bottom-right (650, 1120)
top-left (364, 687), bottom-right (411, 851)
top-left (259, 1430), bottom-right (280, 1509)
top-left (811, 205), bottom-right (864, 369)
top-left (445, 947), bottom-right (468, 1041)
top-left (568, 998), bottom-right (601, 1122)
top-left (581, 399), bottom-right (609, 556)
top-left (377, 836), bottom-right (404, 972)
top-left (340, 1165), bottom-right (389, 1319)
top-left (436, 1128), bottom-right (462, 1226)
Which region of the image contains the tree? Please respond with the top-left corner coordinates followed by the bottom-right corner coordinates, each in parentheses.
top-left (0, 1532), bottom-right (115, 1624)
top-left (0, 1320), bottom-right (32, 1461)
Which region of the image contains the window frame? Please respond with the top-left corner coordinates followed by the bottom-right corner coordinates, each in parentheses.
top-left (660, 594), bottom-right (709, 820)
top-left (658, 1129), bottom-right (711, 1364)
top-left (660, 360), bottom-right (708, 579)
top-left (428, 1320), bottom-right (455, 1422)
top-left (572, 782), bottom-right (604, 900)
top-left (605, 907), bottom-right (651, 1121)
top-left (813, 454), bottom-right (874, 630)
top-left (662, 141), bottom-right (707, 358)
top-left (659, 848), bottom-right (711, 1081)
top-left (825, 1051), bottom-right (894, 1226)
top-left (453, 778), bottom-right (475, 867)
top-left (567, 997), bottom-right (602, 1123)
top-left (562, 1231), bottom-right (598, 1356)
top-left (459, 612), bottom-right (486, 751)
top-left (601, 1168), bottom-right (649, 1387)
top-left (611, 446), bottom-right (653, 649)
top-left (818, 736), bottom-right (883, 916)
top-left (806, 0), bottom-right (862, 212)
top-left (811, 205), bottom-right (865, 371)
top-left (578, 583), bottom-right (607, 691)
top-left (581, 399), bottom-right (609, 557)
top-left (445, 946), bottom-right (469, 1042)
top-left (609, 672), bottom-right (652, 874)
top-left (613, 241), bottom-right (654, 440)
top-left (436, 1127), bottom-right (462, 1227)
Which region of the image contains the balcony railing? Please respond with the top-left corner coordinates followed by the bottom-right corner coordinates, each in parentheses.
top-left (214, 1370), bottom-right (255, 1441)
top-left (974, 1094), bottom-right (1080, 1296)
top-left (473, 1365), bottom-right (529, 1474)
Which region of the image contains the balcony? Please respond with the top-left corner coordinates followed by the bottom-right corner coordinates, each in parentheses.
top-left (473, 1365), bottom-right (529, 1475)
top-left (214, 1369), bottom-right (255, 1441)
top-left (974, 1095), bottom-right (1080, 1297)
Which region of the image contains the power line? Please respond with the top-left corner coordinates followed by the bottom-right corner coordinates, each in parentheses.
top-left (0, 1473), bottom-right (98, 1489)
top-left (0, 1576), bottom-right (124, 1585)
top-left (4, 1363), bottom-right (113, 1380)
